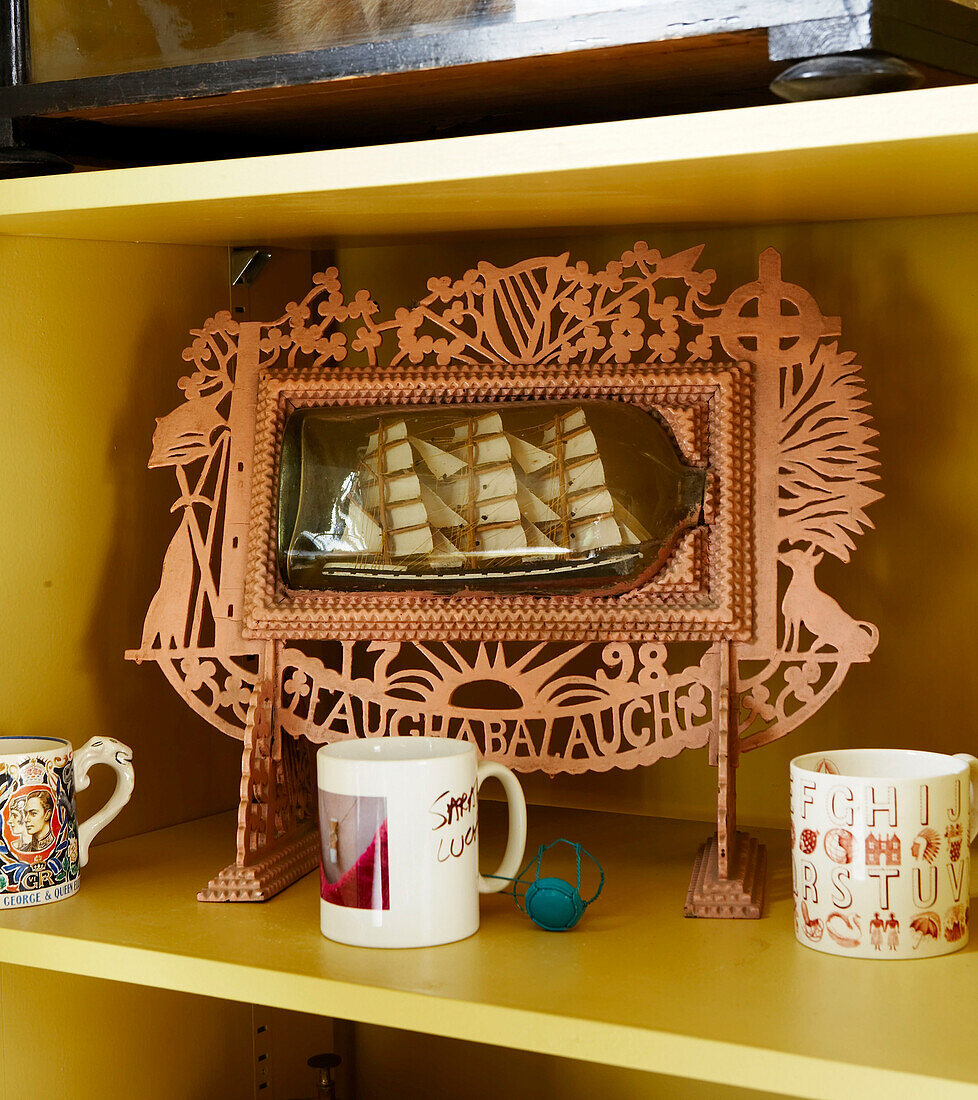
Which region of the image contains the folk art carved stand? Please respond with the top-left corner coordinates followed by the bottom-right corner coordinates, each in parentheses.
top-left (126, 244), bottom-right (881, 915)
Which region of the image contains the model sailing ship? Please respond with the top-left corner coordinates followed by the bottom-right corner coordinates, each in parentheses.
top-left (293, 406), bottom-right (664, 588)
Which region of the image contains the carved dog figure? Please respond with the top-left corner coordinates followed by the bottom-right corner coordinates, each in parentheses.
top-left (781, 547), bottom-right (878, 659)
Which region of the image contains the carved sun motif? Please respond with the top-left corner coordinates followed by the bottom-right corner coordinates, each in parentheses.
top-left (387, 643), bottom-right (589, 716)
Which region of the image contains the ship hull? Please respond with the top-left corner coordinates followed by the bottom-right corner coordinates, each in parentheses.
top-left (293, 547), bottom-right (645, 596)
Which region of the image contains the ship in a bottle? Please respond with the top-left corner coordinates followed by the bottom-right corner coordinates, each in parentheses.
top-left (279, 402), bottom-right (707, 595)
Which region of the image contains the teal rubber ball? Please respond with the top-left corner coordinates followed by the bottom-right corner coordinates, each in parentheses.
top-left (524, 876), bottom-right (586, 931)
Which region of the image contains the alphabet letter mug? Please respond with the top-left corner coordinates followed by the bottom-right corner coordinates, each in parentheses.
top-left (791, 748), bottom-right (976, 958)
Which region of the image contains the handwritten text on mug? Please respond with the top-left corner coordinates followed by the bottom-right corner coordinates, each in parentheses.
top-left (430, 786), bottom-right (479, 863)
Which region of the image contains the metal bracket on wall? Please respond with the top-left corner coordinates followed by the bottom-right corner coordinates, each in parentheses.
top-left (231, 248), bottom-right (273, 287)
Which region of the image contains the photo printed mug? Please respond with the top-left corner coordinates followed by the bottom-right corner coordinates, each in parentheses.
top-left (791, 748), bottom-right (977, 959)
top-left (318, 737), bottom-right (527, 948)
top-left (0, 736), bottom-right (135, 908)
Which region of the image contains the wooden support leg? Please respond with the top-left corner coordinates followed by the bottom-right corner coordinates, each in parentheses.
top-left (685, 641), bottom-right (766, 918)
top-left (198, 645), bottom-right (319, 902)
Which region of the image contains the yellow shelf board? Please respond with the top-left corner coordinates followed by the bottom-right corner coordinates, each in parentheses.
top-left (0, 806), bottom-right (975, 1098)
top-left (1, 85), bottom-right (978, 246)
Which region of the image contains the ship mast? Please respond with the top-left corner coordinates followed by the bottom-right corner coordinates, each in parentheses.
top-left (359, 419), bottom-right (437, 561)
top-left (440, 412), bottom-right (532, 562)
top-left (534, 408), bottom-right (650, 550)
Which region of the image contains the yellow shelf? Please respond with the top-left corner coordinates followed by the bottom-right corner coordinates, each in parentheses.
top-left (0, 806), bottom-right (975, 1099)
top-left (1, 84), bottom-right (978, 247)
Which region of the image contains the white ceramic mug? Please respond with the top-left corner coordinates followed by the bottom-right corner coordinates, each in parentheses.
top-left (0, 736), bottom-right (135, 908)
top-left (317, 738), bottom-right (527, 948)
top-left (790, 748), bottom-right (977, 959)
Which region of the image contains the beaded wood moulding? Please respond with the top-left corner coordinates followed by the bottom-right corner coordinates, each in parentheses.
top-left (247, 360), bottom-right (751, 642)
top-left (126, 243), bottom-right (881, 914)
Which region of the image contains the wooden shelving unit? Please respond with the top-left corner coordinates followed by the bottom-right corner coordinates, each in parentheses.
top-left (2, 82), bottom-right (978, 1099)
top-left (4, 0), bottom-right (978, 167)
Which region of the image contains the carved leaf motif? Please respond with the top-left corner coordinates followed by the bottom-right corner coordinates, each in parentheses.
top-left (279, 244), bottom-right (718, 369)
top-left (148, 393), bottom-right (226, 468)
top-left (779, 342), bottom-right (881, 561)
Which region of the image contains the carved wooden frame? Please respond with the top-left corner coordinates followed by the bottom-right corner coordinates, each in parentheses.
top-left (126, 242), bottom-right (881, 917)
top-left (244, 361), bottom-right (753, 643)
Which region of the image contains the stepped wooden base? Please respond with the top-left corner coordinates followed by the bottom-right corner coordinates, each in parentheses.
top-left (197, 824), bottom-right (320, 902)
top-left (684, 832), bottom-right (766, 919)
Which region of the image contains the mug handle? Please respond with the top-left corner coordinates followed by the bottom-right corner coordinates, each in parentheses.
top-left (73, 738), bottom-right (135, 866)
top-left (954, 753), bottom-right (978, 844)
top-left (476, 761), bottom-right (527, 895)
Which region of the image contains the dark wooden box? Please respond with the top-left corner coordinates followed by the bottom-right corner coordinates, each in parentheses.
top-left (3, 2), bottom-right (977, 175)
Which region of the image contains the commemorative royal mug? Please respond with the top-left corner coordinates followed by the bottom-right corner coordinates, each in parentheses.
top-left (317, 737), bottom-right (527, 948)
top-left (0, 736), bottom-right (135, 908)
top-left (790, 748), bottom-right (977, 959)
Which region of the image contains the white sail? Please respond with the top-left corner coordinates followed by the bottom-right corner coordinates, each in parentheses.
top-left (477, 522), bottom-right (527, 554)
top-left (620, 524), bottom-right (641, 546)
top-left (567, 457), bottom-right (606, 493)
top-left (476, 496), bottom-right (521, 526)
top-left (363, 438), bottom-right (414, 476)
top-left (516, 481), bottom-right (559, 523)
top-left (363, 469), bottom-right (420, 510)
top-left (453, 413), bottom-right (502, 442)
top-left (567, 487), bottom-right (623, 549)
top-left (409, 436), bottom-right (467, 479)
top-left (523, 521), bottom-right (563, 554)
top-left (614, 502), bottom-right (651, 543)
top-left (386, 439), bottom-right (415, 473)
top-left (532, 456), bottom-right (605, 503)
top-left (439, 463), bottom-right (517, 510)
top-left (430, 531), bottom-right (465, 563)
top-left (387, 499), bottom-right (430, 532)
top-left (450, 413), bottom-right (513, 468)
top-left (365, 419), bottom-right (407, 455)
top-left (421, 484), bottom-right (466, 528)
top-left (568, 487), bottom-right (616, 520)
top-left (542, 408), bottom-right (586, 444)
top-left (369, 418), bottom-right (409, 444)
top-left (474, 465), bottom-right (518, 501)
top-left (343, 498), bottom-right (383, 553)
top-left (507, 433), bottom-right (556, 474)
top-left (390, 524), bottom-right (434, 557)
top-left (571, 515), bottom-right (624, 551)
top-left (452, 435), bottom-right (512, 466)
top-left (562, 427), bottom-right (598, 462)
top-left (438, 477), bottom-right (471, 511)
top-left (529, 468), bottom-right (560, 503)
